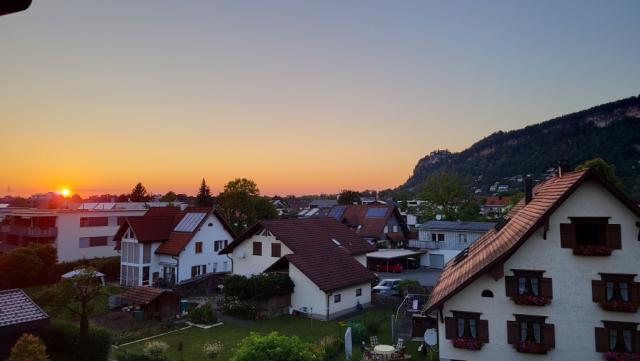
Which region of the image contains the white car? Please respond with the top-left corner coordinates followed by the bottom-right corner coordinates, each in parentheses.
top-left (372, 279), bottom-right (402, 295)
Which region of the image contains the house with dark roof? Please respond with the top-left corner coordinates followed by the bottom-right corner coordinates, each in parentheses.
top-left (411, 220), bottom-right (495, 269)
top-left (423, 169), bottom-right (640, 361)
top-left (221, 218), bottom-right (376, 320)
top-left (0, 289), bottom-right (50, 359)
top-left (114, 207), bottom-right (235, 287)
top-left (324, 204), bottom-right (409, 248)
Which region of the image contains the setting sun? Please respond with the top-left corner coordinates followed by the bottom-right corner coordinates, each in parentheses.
top-left (60, 188), bottom-right (71, 197)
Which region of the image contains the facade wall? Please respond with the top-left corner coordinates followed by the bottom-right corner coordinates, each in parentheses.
top-left (231, 233), bottom-right (293, 277)
top-left (418, 229), bottom-right (485, 244)
top-left (437, 180), bottom-right (640, 361)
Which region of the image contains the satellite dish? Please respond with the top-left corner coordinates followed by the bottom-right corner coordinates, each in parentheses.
top-left (424, 328), bottom-right (437, 346)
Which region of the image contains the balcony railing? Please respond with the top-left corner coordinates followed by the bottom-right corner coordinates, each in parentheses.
top-left (0, 225), bottom-right (58, 238)
top-left (408, 239), bottom-right (469, 250)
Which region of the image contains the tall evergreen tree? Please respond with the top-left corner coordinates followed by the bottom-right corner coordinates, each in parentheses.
top-left (130, 182), bottom-right (151, 202)
top-left (196, 178), bottom-right (214, 207)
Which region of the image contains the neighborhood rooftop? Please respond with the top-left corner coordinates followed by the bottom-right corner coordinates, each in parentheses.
top-left (0, 289), bottom-right (49, 328)
top-left (418, 220), bottom-right (496, 232)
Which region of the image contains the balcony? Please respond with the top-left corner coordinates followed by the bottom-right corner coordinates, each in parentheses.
top-left (408, 239), bottom-right (469, 250)
top-left (1, 225), bottom-right (58, 238)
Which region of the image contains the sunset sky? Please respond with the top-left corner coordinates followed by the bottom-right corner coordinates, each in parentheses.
top-left (2, 0), bottom-right (639, 197)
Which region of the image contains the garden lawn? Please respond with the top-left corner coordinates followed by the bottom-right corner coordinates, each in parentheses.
top-left (116, 308), bottom-right (434, 361)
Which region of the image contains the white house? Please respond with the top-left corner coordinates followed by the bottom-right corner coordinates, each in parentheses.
top-left (221, 217), bottom-right (377, 320)
top-left (411, 220), bottom-right (495, 269)
top-left (0, 208), bottom-right (147, 261)
top-left (114, 207), bottom-right (235, 287)
top-left (423, 169), bottom-right (640, 361)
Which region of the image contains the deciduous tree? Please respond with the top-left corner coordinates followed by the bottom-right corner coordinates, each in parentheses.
top-left (338, 190), bottom-right (361, 205)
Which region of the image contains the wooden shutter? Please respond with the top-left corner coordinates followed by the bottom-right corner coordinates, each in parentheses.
top-left (636, 332), bottom-right (640, 355)
top-left (505, 276), bottom-right (517, 297)
top-left (595, 327), bottom-right (608, 352)
top-left (541, 278), bottom-right (553, 299)
top-left (445, 317), bottom-right (457, 339)
top-left (507, 321), bottom-right (519, 344)
top-left (560, 223), bottom-right (576, 248)
top-left (543, 324), bottom-right (555, 348)
top-left (592, 280), bottom-right (605, 302)
top-left (606, 224), bottom-right (622, 249)
top-left (478, 319), bottom-right (489, 343)
top-left (632, 282), bottom-right (640, 303)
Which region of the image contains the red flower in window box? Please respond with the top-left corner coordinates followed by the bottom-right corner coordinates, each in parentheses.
top-left (514, 340), bottom-right (550, 354)
top-left (452, 337), bottom-right (483, 350)
top-left (511, 295), bottom-right (551, 306)
top-left (604, 351), bottom-right (640, 361)
top-left (572, 245), bottom-right (613, 256)
top-left (599, 300), bottom-right (639, 313)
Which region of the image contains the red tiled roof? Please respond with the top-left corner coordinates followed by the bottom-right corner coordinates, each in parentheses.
top-left (424, 169), bottom-right (640, 313)
top-left (484, 196), bottom-right (510, 206)
top-left (120, 287), bottom-right (168, 305)
top-left (155, 232), bottom-right (194, 256)
top-left (224, 218), bottom-right (377, 291)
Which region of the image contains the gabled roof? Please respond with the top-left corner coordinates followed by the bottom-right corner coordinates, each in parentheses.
top-left (222, 218), bottom-right (377, 292)
top-left (114, 207), bottom-right (235, 256)
top-left (484, 196), bottom-right (510, 207)
top-left (424, 169), bottom-right (640, 314)
top-left (326, 204), bottom-right (406, 239)
top-left (418, 220), bottom-right (496, 233)
top-left (120, 287), bottom-right (170, 305)
top-left (0, 289), bottom-right (49, 331)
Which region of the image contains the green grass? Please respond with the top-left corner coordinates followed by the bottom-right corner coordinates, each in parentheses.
top-left (116, 308), bottom-right (434, 361)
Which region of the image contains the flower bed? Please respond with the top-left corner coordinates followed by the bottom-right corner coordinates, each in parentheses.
top-left (514, 340), bottom-right (550, 354)
top-left (605, 351), bottom-right (640, 361)
top-left (511, 295), bottom-right (551, 306)
top-left (599, 300), bottom-right (639, 313)
top-left (572, 245), bottom-right (612, 256)
top-left (452, 337), bottom-right (483, 350)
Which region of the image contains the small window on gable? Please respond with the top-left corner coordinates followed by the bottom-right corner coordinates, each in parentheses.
top-left (334, 294), bottom-right (341, 303)
top-left (481, 290), bottom-right (494, 298)
top-left (208, 222), bottom-right (213, 227)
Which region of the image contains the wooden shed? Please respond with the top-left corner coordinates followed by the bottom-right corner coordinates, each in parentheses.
top-left (120, 287), bottom-right (181, 321)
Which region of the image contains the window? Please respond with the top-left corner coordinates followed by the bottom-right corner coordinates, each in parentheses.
top-left (560, 218), bottom-right (621, 255)
top-left (195, 242), bottom-right (203, 254)
top-left (596, 321), bottom-right (638, 354)
top-left (271, 243), bottom-right (281, 257)
top-left (80, 236), bottom-right (108, 248)
top-left (444, 311), bottom-right (489, 347)
top-left (143, 243), bottom-right (151, 263)
top-left (592, 274), bottom-right (638, 312)
top-left (334, 294), bottom-right (341, 303)
top-left (80, 217), bottom-right (108, 227)
top-left (481, 290), bottom-right (494, 298)
top-left (505, 270), bottom-right (552, 305)
top-left (214, 240), bottom-right (225, 252)
top-left (431, 233), bottom-right (445, 242)
top-left (458, 233), bottom-right (468, 243)
top-left (507, 315), bottom-right (555, 353)
top-left (190, 265), bottom-right (206, 278)
top-left (142, 266), bottom-right (150, 286)
top-left (253, 241), bottom-right (262, 256)
top-left (356, 288), bottom-right (362, 297)
top-left (223, 261), bottom-right (228, 271)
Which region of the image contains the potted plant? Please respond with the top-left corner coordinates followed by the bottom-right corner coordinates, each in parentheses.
top-left (452, 337), bottom-right (483, 350)
top-left (511, 294), bottom-right (552, 306)
top-left (599, 300), bottom-right (639, 313)
top-left (573, 245), bottom-right (612, 256)
top-left (514, 340), bottom-right (550, 354)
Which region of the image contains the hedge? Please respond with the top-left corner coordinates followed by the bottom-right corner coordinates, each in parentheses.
top-left (41, 320), bottom-right (111, 361)
top-left (223, 273), bottom-right (294, 301)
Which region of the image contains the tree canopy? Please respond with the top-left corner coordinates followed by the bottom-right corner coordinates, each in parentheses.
top-left (576, 157), bottom-right (623, 189)
top-left (129, 182), bottom-right (151, 202)
top-left (160, 191), bottom-right (177, 202)
top-left (217, 178), bottom-right (277, 232)
top-left (338, 190), bottom-right (361, 205)
top-left (416, 172), bottom-right (479, 222)
top-left (196, 178), bottom-right (214, 207)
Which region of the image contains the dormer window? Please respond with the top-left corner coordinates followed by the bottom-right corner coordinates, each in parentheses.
top-left (560, 218), bottom-right (621, 256)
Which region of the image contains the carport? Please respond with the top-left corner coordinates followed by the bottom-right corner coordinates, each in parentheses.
top-left (366, 249), bottom-right (426, 271)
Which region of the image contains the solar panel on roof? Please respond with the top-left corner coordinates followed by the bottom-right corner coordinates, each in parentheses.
top-left (328, 206), bottom-right (346, 219)
top-left (365, 208), bottom-right (387, 218)
top-left (174, 212), bottom-right (206, 232)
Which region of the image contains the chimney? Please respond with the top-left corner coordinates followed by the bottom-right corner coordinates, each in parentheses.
top-left (557, 159), bottom-right (570, 177)
top-left (524, 176), bottom-right (533, 204)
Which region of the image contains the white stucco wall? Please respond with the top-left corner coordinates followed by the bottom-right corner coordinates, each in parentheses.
top-left (437, 180), bottom-right (640, 361)
top-left (231, 233), bottom-right (293, 276)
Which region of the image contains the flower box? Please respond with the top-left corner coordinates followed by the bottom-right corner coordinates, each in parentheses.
top-left (604, 351), bottom-right (640, 361)
top-left (514, 340), bottom-right (550, 354)
top-left (452, 337), bottom-right (483, 350)
top-left (511, 295), bottom-right (551, 306)
top-left (599, 300), bottom-right (639, 313)
top-left (573, 245), bottom-right (612, 256)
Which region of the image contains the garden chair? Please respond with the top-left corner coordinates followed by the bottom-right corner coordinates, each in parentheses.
top-left (370, 335), bottom-right (379, 347)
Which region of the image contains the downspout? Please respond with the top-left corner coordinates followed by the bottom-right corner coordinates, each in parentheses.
top-left (326, 292), bottom-right (331, 321)
top-left (225, 253), bottom-right (234, 273)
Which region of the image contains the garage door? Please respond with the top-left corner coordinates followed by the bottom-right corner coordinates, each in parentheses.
top-left (429, 254), bottom-right (445, 269)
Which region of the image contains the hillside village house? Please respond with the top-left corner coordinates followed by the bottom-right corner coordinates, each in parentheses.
top-left (0, 208), bottom-right (146, 261)
top-left (114, 207), bottom-right (235, 287)
top-left (323, 204), bottom-right (409, 248)
top-left (221, 218), bottom-right (376, 320)
top-left (411, 220), bottom-right (495, 269)
top-left (480, 195), bottom-right (511, 219)
top-left (423, 169), bottom-right (640, 361)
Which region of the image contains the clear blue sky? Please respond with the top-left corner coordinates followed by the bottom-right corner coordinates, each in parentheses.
top-left (1, 0), bottom-right (639, 196)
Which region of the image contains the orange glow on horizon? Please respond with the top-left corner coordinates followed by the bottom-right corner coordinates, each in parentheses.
top-left (60, 188), bottom-right (71, 197)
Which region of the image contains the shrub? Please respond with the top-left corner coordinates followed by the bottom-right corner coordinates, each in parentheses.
top-left (41, 321), bottom-right (111, 361)
top-left (8, 334), bottom-right (48, 361)
top-left (346, 321), bottom-right (368, 343)
top-left (313, 335), bottom-right (342, 361)
top-left (0, 247), bottom-right (44, 289)
top-left (230, 332), bottom-right (320, 361)
top-left (220, 296), bottom-right (257, 320)
top-left (363, 316), bottom-right (384, 336)
top-left (202, 341), bottom-right (224, 360)
top-left (223, 273), bottom-right (294, 301)
top-left (189, 304), bottom-right (218, 325)
top-left (143, 341), bottom-right (169, 361)
top-left (115, 351), bottom-right (157, 361)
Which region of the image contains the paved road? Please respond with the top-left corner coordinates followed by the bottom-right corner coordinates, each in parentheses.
top-left (375, 268), bottom-right (442, 288)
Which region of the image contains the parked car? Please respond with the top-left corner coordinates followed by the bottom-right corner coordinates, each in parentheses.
top-left (372, 279), bottom-right (402, 296)
top-left (376, 263), bottom-right (404, 273)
